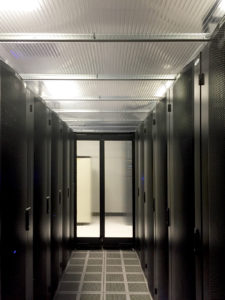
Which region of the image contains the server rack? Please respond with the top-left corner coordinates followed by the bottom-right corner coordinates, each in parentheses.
top-left (0, 61), bottom-right (34, 300)
top-left (153, 98), bottom-right (168, 300)
top-left (137, 124), bottom-right (145, 268)
top-left (69, 130), bottom-right (75, 245)
top-left (207, 22), bottom-right (225, 300)
top-left (51, 113), bottom-right (64, 295)
top-left (62, 123), bottom-right (71, 268)
top-left (168, 62), bottom-right (196, 300)
top-left (33, 98), bottom-right (52, 300)
top-left (143, 114), bottom-right (154, 296)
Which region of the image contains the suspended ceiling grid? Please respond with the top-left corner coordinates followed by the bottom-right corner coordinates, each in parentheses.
top-left (0, 0), bottom-right (224, 132)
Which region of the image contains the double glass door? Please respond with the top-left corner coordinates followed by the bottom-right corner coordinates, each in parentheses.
top-left (76, 135), bottom-right (134, 244)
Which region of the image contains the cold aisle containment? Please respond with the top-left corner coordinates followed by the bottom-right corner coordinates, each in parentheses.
top-left (0, 1), bottom-right (225, 300)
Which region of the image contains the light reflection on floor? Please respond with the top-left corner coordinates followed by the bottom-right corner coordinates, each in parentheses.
top-left (77, 216), bottom-right (133, 238)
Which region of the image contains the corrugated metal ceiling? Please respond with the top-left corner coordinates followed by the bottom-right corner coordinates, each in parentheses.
top-left (0, 0), bottom-right (223, 132)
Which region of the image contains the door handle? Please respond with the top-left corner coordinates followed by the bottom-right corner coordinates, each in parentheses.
top-left (46, 196), bottom-right (50, 214)
top-left (25, 207), bottom-right (31, 231)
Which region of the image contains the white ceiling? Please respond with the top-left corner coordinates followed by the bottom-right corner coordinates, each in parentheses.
top-left (0, 0), bottom-right (224, 132)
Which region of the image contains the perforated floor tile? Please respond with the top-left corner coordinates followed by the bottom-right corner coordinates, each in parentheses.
top-left (70, 259), bottom-right (86, 265)
top-left (124, 259), bottom-right (140, 265)
top-left (106, 259), bottom-right (122, 265)
top-left (86, 266), bottom-right (103, 272)
top-left (84, 273), bottom-right (102, 281)
top-left (62, 274), bottom-right (82, 281)
top-left (106, 266), bottom-right (123, 273)
top-left (130, 295), bottom-right (152, 300)
top-left (80, 294), bottom-right (101, 300)
top-left (54, 250), bottom-right (152, 300)
top-left (106, 295), bottom-right (126, 300)
top-left (59, 282), bottom-right (80, 291)
top-left (66, 266), bottom-right (84, 273)
top-left (126, 274), bottom-right (145, 282)
top-left (125, 266), bottom-right (142, 272)
top-left (128, 283), bottom-right (149, 292)
top-left (106, 282), bottom-right (125, 292)
top-left (82, 282), bottom-right (102, 291)
top-left (87, 259), bottom-right (103, 265)
top-left (106, 274), bottom-right (124, 282)
top-left (55, 294), bottom-right (77, 300)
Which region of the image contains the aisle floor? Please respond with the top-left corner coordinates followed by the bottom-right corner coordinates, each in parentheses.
top-left (54, 250), bottom-right (152, 300)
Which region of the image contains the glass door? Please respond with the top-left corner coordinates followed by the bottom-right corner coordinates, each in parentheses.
top-left (76, 140), bottom-right (100, 238)
top-left (75, 134), bottom-right (134, 247)
top-left (104, 141), bottom-right (133, 238)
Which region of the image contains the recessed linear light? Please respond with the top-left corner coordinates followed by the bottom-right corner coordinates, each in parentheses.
top-left (0, 0), bottom-right (41, 12)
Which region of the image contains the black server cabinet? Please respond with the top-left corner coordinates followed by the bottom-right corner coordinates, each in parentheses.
top-left (153, 99), bottom-right (168, 300)
top-left (69, 130), bottom-right (75, 245)
top-left (51, 113), bottom-right (63, 295)
top-left (62, 123), bottom-right (71, 269)
top-left (0, 61), bottom-right (34, 300)
top-left (136, 124), bottom-right (145, 268)
top-left (33, 98), bottom-right (52, 300)
top-left (135, 131), bottom-right (139, 251)
top-left (206, 23), bottom-right (225, 300)
top-left (143, 114), bottom-right (154, 296)
top-left (168, 63), bottom-right (195, 300)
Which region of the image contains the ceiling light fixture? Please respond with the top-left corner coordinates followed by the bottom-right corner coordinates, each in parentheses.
top-left (0, 0), bottom-right (41, 12)
top-left (43, 81), bottom-right (82, 99)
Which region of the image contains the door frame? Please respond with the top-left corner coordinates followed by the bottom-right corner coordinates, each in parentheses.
top-left (73, 132), bottom-right (135, 249)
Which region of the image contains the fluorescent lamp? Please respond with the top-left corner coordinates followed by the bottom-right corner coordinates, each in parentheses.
top-left (43, 81), bottom-right (82, 99)
top-left (0, 0), bottom-right (41, 12)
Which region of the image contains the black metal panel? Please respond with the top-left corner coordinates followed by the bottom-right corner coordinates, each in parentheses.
top-left (51, 113), bottom-right (63, 295)
top-left (208, 22), bottom-right (225, 300)
top-left (137, 124), bottom-right (145, 268)
top-left (62, 123), bottom-right (71, 269)
top-left (0, 61), bottom-right (32, 300)
top-left (153, 99), bottom-right (168, 300)
top-left (25, 89), bottom-right (34, 300)
top-left (33, 98), bottom-right (52, 300)
top-left (143, 114), bottom-right (154, 296)
top-left (168, 63), bottom-right (195, 300)
top-left (69, 130), bottom-right (75, 246)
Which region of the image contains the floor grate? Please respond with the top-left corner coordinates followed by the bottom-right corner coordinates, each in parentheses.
top-left (54, 250), bottom-right (153, 300)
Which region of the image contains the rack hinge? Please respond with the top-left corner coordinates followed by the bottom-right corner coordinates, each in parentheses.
top-left (168, 103), bottom-right (172, 112)
top-left (144, 192), bottom-right (146, 204)
top-left (199, 73), bottom-right (205, 86)
top-left (153, 119), bottom-right (156, 125)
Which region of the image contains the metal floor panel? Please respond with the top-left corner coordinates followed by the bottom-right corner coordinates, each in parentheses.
top-left (54, 250), bottom-right (153, 300)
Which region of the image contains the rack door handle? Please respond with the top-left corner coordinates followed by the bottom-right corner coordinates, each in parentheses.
top-left (25, 207), bottom-right (31, 231)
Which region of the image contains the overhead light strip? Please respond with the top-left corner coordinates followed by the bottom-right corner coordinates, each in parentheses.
top-left (22, 74), bottom-right (176, 81)
top-left (44, 97), bottom-right (160, 102)
top-left (0, 33), bottom-right (211, 43)
top-left (54, 109), bottom-right (151, 113)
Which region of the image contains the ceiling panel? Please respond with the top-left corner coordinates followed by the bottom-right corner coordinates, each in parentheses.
top-left (47, 100), bottom-right (156, 111)
top-left (0, 0), bottom-right (220, 34)
top-left (0, 41), bottom-right (205, 76)
top-left (26, 80), bottom-right (166, 99)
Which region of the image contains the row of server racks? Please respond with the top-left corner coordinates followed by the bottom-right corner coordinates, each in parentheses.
top-left (135, 22), bottom-right (225, 300)
top-left (0, 61), bottom-right (75, 300)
